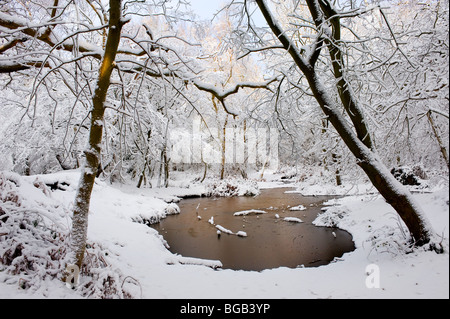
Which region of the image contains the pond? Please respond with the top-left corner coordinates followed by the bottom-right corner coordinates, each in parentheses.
top-left (151, 187), bottom-right (355, 271)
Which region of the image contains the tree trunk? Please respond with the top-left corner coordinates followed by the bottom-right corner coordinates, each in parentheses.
top-left (427, 110), bottom-right (450, 170)
top-left (255, 0), bottom-right (434, 246)
top-left (163, 150), bottom-right (169, 188)
top-left (307, 0), bottom-right (374, 150)
top-left (71, 0), bottom-right (125, 269)
top-left (305, 62), bottom-right (433, 246)
top-left (138, 129), bottom-right (152, 188)
top-left (220, 115), bottom-right (228, 180)
top-left (201, 159), bottom-right (208, 183)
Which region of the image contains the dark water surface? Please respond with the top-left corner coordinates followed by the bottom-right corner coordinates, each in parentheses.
top-left (151, 187), bottom-right (355, 271)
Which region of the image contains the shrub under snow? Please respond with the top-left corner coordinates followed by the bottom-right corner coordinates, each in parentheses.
top-left (0, 171), bottom-right (139, 298)
top-left (206, 178), bottom-right (260, 197)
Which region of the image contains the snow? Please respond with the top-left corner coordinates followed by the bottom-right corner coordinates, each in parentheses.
top-left (236, 231), bottom-right (248, 237)
top-left (283, 217), bottom-right (303, 223)
top-left (233, 209), bottom-right (267, 216)
top-left (215, 225), bottom-right (234, 235)
top-left (206, 178), bottom-right (260, 197)
top-left (0, 169), bottom-right (448, 299)
top-left (215, 224), bottom-right (247, 237)
top-left (165, 255), bottom-right (222, 269)
top-left (289, 205), bottom-right (306, 211)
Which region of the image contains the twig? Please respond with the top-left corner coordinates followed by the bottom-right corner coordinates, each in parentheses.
top-left (121, 276), bottom-right (143, 299)
top-left (379, 7), bottom-right (416, 69)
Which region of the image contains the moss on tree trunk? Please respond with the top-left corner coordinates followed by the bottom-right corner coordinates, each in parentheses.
top-left (71, 0), bottom-right (126, 269)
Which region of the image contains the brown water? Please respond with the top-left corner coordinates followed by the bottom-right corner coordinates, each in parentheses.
top-left (151, 187), bottom-right (355, 271)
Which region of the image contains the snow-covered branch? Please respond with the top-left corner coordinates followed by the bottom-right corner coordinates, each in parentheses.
top-left (237, 45), bottom-right (285, 60)
top-left (191, 77), bottom-right (278, 117)
top-left (0, 59), bottom-right (50, 73)
top-left (192, 77), bottom-right (278, 101)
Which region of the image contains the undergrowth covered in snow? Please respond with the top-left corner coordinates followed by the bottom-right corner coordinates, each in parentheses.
top-left (0, 172), bottom-right (71, 290)
top-left (0, 171), bottom-right (260, 297)
top-left (0, 168), bottom-right (448, 299)
top-left (205, 178), bottom-right (260, 197)
top-left (315, 190), bottom-right (449, 258)
top-left (0, 171), bottom-right (143, 298)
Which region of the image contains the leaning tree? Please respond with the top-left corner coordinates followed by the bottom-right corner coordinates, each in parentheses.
top-left (240, 0), bottom-right (444, 247)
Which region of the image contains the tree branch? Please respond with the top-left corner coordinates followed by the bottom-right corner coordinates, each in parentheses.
top-left (255, 0), bottom-right (311, 72)
top-left (191, 76), bottom-right (278, 117)
top-left (0, 60), bottom-right (51, 73)
top-left (0, 37), bottom-right (28, 54)
top-left (306, 0), bottom-right (374, 150)
top-left (237, 45), bottom-right (285, 60)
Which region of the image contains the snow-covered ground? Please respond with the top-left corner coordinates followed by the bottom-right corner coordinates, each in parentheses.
top-left (0, 169), bottom-right (448, 299)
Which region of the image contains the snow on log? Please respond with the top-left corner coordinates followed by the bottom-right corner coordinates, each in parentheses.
top-left (215, 225), bottom-right (234, 235)
top-left (215, 225), bottom-right (248, 237)
top-left (233, 209), bottom-right (267, 216)
top-left (283, 217), bottom-right (303, 223)
top-left (166, 255), bottom-right (223, 269)
top-left (289, 205), bottom-right (306, 211)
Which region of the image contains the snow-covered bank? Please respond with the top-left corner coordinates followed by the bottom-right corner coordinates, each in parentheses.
top-left (0, 170), bottom-right (448, 299)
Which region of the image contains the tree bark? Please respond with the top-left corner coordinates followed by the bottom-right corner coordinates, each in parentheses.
top-left (220, 115), bottom-right (229, 180)
top-left (306, 0), bottom-right (374, 150)
top-left (71, 0), bottom-right (126, 268)
top-left (427, 110), bottom-right (450, 170)
top-left (255, 0), bottom-right (434, 245)
top-left (307, 71), bottom-right (432, 245)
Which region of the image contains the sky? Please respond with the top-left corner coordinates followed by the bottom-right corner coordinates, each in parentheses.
top-left (188, 0), bottom-right (223, 20)
top-left (188, 0), bottom-right (266, 26)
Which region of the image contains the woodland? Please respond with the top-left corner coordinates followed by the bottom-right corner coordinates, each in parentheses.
top-left (0, 0), bottom-right (448, 299)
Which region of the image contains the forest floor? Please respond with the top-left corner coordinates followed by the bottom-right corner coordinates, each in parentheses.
top-left (0, 168), bottom-right (448, 299)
